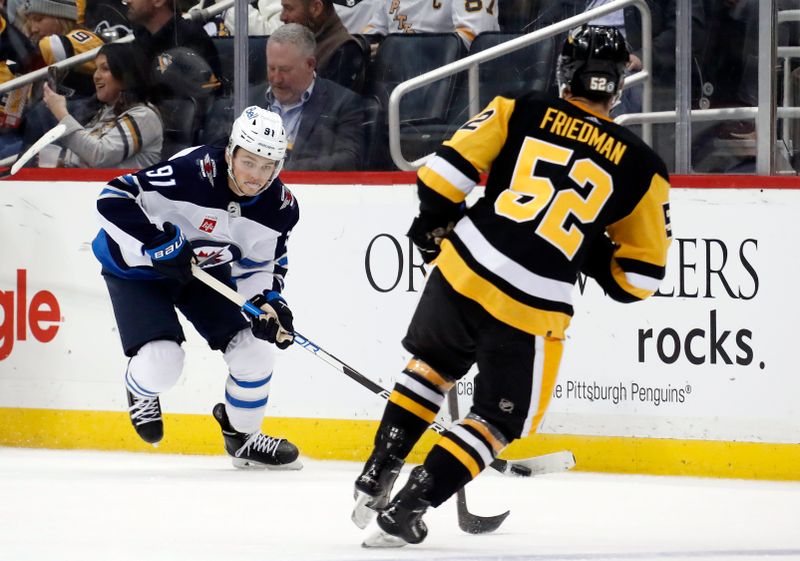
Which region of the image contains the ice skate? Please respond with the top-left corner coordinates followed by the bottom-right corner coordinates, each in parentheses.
top-left (212, 403), bottom-right (302, 470)
top-left (362, 465), bottom-right (433, 548)
top-left (126, 389), bottom-right (163, 445)
top-left (352, 425), bottom-right (407, 529)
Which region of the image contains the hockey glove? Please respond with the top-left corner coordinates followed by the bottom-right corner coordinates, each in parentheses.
top-left (245, 291), bottom-right (295, 349)
top-left (144, 222), bottom-right (194, 285)
top-left (407, 214), bottom-right (456, 264)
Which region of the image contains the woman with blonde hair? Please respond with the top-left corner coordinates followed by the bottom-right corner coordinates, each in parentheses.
top-left (22, 0), bottom-right (103, 96)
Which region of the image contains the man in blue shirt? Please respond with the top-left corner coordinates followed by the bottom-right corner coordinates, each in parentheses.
top-left (254, 23), bottom-right (364, 170)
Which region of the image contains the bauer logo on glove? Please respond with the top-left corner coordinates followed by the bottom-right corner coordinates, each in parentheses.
top-left (143, 222), bottom-right (195, 285)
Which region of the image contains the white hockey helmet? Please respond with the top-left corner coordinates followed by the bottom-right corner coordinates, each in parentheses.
top-left (226, 106), bottom-right (287, 196)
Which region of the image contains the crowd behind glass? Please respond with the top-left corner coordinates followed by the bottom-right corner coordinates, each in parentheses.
top-left (0, 0), bottom-right (796, 174)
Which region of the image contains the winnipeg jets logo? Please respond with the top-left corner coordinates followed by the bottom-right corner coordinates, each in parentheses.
top-left (198, 153), bottom-right (217, 185)
top-left (280, 185), bottom-right (295, 210)
top-left (194, 243), bottom-right (239, 268)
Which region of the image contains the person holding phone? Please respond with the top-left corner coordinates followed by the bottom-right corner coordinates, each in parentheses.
top-left (40, 42), bottom-right (163, 168)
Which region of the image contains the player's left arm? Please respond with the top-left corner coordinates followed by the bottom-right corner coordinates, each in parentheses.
top-left (583, 172), bottom-right (672, 302)
top-left (235, 193), bottom-right (299, 348)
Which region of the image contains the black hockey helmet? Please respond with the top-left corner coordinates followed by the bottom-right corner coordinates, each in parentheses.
top-left (556, 25), bottom-right (629, 101)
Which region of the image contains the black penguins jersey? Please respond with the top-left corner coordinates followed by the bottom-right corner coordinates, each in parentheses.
top-left (417, 91), bottom-right (671, 339)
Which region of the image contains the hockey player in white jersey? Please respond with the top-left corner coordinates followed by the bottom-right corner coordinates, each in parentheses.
top-left (92, 106), bottom-right (302, 470)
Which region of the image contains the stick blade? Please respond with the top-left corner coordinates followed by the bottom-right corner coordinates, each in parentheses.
top-left (511, 450), bottom-right (576, 477)
top-left (458, 508), bottom-right (510, 534)
top-left (455, 489), bottom-right (510, 535)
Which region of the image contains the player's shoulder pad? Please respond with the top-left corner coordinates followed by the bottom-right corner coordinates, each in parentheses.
top-left (246, 176), bottom-right (299, 231)
top-left (168, 144), bottom-right (222, 176)
top-left (514, 90), bottom-right (552, 108)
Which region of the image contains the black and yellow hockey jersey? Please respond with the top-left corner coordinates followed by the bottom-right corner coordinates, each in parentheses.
top-left (39, 28), bottom-right (103, 74)
top-left (417, 91), bottom-right (671, 340)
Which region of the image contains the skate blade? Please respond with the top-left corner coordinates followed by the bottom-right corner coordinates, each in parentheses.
top-left (351, 490), bottom-right (379, 529)
top-left (361, 521), bottom-right (408, 549)
top-left (231, 458), bottom-right (304, 471)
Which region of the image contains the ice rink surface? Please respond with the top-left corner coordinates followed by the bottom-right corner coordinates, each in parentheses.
top-left (2, 447), bottom-right (799, 561)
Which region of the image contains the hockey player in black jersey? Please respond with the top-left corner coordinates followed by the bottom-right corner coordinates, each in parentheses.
top-left (353, 25), bottom-right (672, 546)
top-left (93, 106), bottom-right (302, 470)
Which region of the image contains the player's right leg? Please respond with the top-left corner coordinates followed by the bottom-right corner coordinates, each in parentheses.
top-left (102, 273), bottom-right (186, 445)
top-left (178, 268), bottom-right (301, 470)
top-left (353, 269), bottom-right (476, 532)
top-left (125, 340), bottom-right (185, 443)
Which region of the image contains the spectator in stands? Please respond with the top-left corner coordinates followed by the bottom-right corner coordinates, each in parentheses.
top-left (254, 22), bottom-right (363, 170)
top-left (701, 0), bottom-right (793, 140)
top-left (219, 0), bottom-right (283, 35)
top-left (84, 0), bottom-right (134, 41)
top-left (361, 0), bottom-right (499, 47)
top-left (21, 0), bottom-right (104, 97)
top-left (624, 0), bottom-right (707, 104)
top-left (125, 0), bottom-right (222, 96)
top-left (192, 0), bottom-right (283, 36)
top-left (0, 7), bottom-right (39, 156)
top-left (223, 0), bottom-right (282, 35)
top-left (332, 0), bottom-right (379, 35)
top-left (280, 0), bottom-right (364, 91)
top-left (39, 42), bottom-right (163, 167)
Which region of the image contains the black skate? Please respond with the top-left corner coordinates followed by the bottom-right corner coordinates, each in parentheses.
top-left (363, 465), bottom-right (433, 548)
top-left (212, 403), bottom-right (302, 470)
top-left (352, 425), bottom-right (409, 528)
top-left (126, 389), bottom-right (163, 445)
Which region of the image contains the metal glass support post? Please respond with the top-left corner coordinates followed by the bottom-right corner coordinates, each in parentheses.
top-left (233, 0), bottom-right (250, 118)
top-left (757, 0), bottom-right (777, 175)
top-left (675, 0), bottom-right (692, 174)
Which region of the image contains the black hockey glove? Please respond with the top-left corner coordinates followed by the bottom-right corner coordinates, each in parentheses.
top-left (407, 214), bottom-right (457, 264)
top-left (144, 222), bottom-right (194, 285)
top-left (245, 291), bottom-right (295, 349)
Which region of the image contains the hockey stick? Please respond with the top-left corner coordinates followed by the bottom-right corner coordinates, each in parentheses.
top-left (190, 264), bottom-right (576, 478)
top-left (0, 124), bottom-right (67, 179)
top-left (447, 390), bottom-right (510, 534)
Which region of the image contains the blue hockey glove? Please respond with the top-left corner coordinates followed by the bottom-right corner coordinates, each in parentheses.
top-left (407, 214), bottom-right (456, 264)
top-left (143, 222), bottom-right (194, 285)
top-left (245, 291), bottom-right (295, 349)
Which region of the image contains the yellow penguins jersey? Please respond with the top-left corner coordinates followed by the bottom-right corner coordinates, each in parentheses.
top-left (417, 92), bottom-right (672, 340)
top-left (39, 28), bottom-right (103, 74)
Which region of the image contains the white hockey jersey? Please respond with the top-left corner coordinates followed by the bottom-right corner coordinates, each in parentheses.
top-left (334, 0), bottom-right (382, 34)
top-left (362, 0), bottom-right (499, 45)
top-left (92, 145), bottom-right (299, 300)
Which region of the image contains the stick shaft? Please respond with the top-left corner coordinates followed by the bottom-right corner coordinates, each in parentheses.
top-left (191, 264), bottom-right (553, 475)
top-left (9, 124), bottom-right (67, 176)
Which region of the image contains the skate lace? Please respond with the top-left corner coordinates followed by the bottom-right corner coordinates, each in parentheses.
top-left (236, 432), bottom-right (284, 458)
top-left (128, 396), bottom-right (160, 425)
